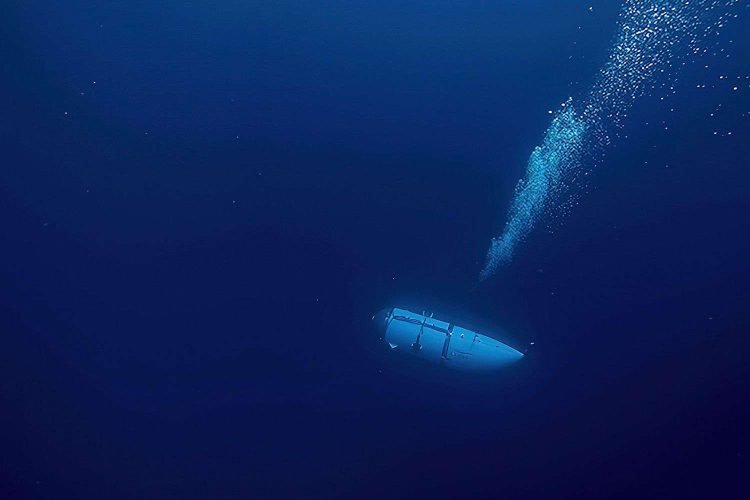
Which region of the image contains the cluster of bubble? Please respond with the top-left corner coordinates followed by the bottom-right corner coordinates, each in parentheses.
top-left (586, 0), bottom-right (739, 134)
top-left (480, 0), bottom-right (739, 280)
top-left (479, 105), bottom-right (587, 280)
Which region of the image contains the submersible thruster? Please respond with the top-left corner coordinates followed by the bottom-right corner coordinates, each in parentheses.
top-left (374, 308), bottom-right (523, 371)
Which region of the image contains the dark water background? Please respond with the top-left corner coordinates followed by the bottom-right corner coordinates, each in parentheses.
top-left (2, 2), bottom-right (749, 498)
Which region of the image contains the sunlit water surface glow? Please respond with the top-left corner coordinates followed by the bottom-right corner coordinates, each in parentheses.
top-left (480, 0), bottom-right (740, 280)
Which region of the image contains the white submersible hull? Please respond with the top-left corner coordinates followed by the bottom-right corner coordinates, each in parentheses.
top-left (375, 308), bottom-right (523, 371)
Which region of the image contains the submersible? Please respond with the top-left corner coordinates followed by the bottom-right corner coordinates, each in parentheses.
top-left (374, 308), bottom-right (523, 371)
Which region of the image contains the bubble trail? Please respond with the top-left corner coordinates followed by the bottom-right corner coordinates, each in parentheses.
top-left (480, 0), bottom-right (739, 280)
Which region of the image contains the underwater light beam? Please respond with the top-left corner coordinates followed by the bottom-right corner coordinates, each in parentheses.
top-left (480, 0), bottom-right (738, 280)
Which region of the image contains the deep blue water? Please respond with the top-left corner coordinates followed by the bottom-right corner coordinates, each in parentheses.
top-left (2, 2), bottom-right (749, 498)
